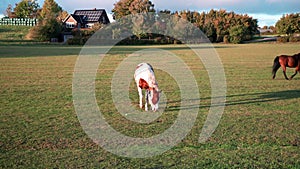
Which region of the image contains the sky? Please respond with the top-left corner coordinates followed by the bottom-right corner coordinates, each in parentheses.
top-left (1, 0), bottom-right (299, 27)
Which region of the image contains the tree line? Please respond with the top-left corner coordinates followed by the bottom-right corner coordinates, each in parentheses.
top-left (112, 0), bottom-right (258, 43)
top-left (4, 0), bottom-right (300, 43)
top-left (166, 9), bottom-right (258, 43)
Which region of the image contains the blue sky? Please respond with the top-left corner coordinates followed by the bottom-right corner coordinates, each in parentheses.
top-left (1, 0), bottom-right (299, 27)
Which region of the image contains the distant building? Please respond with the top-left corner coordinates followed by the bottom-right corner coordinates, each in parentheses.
top-left (258, 28), bottom-right (274, 34)
top-left (63, 8), bottom-right (110, 29)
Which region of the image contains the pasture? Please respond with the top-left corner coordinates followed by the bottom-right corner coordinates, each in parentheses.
top-left (0, 43), bottom-right (299, 168)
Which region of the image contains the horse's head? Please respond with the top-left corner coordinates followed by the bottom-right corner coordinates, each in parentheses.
top-left (149, 86), bottom-right (161, 112)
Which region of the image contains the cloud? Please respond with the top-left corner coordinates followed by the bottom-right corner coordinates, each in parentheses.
top-left (55, 0), bottom-right (115, 13)
top-left (152, 0), bottom-right (299, 15)
top-left (265, 0), bottom-right (298, 3)
top-left (1, 0), bottom-right (298, 26)
top-left (152, 0), bottom-right (244, 11)
top-left (2, 0), bottom-right (299, 15)
top-left (249, 13), bottom-right (283, 27)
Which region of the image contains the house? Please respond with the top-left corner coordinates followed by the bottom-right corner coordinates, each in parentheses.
top-left (258, 28), bottom-right (274, 34)
top-left (63, 8), bottom-right (110, 29)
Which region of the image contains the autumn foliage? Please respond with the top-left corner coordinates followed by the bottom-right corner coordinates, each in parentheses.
top-left (112, 0), bottom-right (258, 43)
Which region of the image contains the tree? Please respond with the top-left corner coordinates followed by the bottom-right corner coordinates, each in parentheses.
top-left (39, 0), bottom-right (62, 19)
top-left (229, 25), bottom-right (247, 43)
top-left (27, 0), bottom-right (63, 41)
top-left (269, 26), bottom-right (276, 33)
top-left (111, 6), bottom-right (258, 44)
top-left (5, 4), bottom-right (14, 18)
top-left (112, 0), bottom-right (155, 20)
top-left (5, 0), bottom-right (39, 18)
top-left (14, 0), bottom-right (39, 18)
top-left (275, 13), bottom-right (300, 35)
top-left (57, 10), bottom-right (69, 22)
top-left (132, 13), bottom-right (156, 39)
top-left (174, 9), bottom-right (258, 43)
top-left (203, 21), bottom-right (217, 42)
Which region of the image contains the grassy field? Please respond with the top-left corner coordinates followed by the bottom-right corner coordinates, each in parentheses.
top-left (0, 41), bottom-right (299, 168)
top-left (0, 25), bottom-right (32, 42)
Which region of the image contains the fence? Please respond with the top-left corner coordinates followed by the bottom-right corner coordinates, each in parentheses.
top-left (0, 18), bottom-right (38, 26)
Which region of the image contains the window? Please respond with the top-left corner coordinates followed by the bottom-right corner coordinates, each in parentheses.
top-left (66, 22), bottom-right (75, 28)
top-left (102, 16), bottom-right (106, 23)
top-left (86, 23), bottom-right (94, 28)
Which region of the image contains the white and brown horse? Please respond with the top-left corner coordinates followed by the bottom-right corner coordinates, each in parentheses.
top-left (134, 63), bottom-right (160, 111)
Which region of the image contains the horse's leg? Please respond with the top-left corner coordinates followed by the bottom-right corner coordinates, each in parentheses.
top-left (145, 90), bottom-right (149, 111)
top-left (290, 67), bottom-right (299, 80)
top-left (138, 87), bottom-right (143, 109)
top-left (282, 66), bottom-right (289, 80)
top-left (272, 72), bottom-right (277, 79)
top-left (290, 70), bottom-right (298, 80)
top-left (272, 56), bottom-right (281, 79)
top-left (283, 71), bottom-right (289, 80)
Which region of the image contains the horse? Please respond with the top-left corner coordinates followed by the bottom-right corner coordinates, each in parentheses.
top-left (134, 63), bottom-right (160, 111)
top-left (272, 53), bottom-right (300, 80)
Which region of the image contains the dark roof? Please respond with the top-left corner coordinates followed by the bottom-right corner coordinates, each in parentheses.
top-left (73, 9), bottom-right (108, 23)
top-left (70, 14), bottom-right (86, 24)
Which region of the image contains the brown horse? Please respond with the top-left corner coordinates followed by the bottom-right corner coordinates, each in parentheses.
top-left (272, 53), bottom-right (300, 80)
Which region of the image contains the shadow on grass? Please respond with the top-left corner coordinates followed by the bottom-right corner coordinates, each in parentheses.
top-left (0, 43), bottom-right (235, 58)
top-left (0, 44), bottom-right (83, 58)
top-left (0, 43), bottom-right (237, 58)
top-left (107, 45), bottom-right (235, 55)
top-left (225, 89), bottom-right (300, 106)
top-left (165, 89), bottom-right (300, 111)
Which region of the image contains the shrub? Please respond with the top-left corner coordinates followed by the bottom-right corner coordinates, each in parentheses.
top-left (223, 35), bottom-right (229, 44)
top-left (289, 36), bottom-right (300, 42)
top-left (277, 36), bottom-right (289, 43)
top-left (66, 29), bottom-right (95, 45)
top-left (27, 18), bottom-right (63, 41)
top-left (66, 37), bottom-right (89, 45)
top-left (229, 25), bottom-right (247, 44)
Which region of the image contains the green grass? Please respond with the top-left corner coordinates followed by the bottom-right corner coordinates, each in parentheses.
top-left (0, 43), bottom-right (299, 168)
top-left (0, 25), bottom-right (32, 42)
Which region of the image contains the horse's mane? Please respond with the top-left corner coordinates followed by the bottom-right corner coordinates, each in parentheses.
top-left (146, 63), bottom-right (154, 72)
top-left (281, 53), bottom-right (300, 59)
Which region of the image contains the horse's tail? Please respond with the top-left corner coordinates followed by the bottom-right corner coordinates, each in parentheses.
top-left (272, 56), bottom-right (280, 79)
